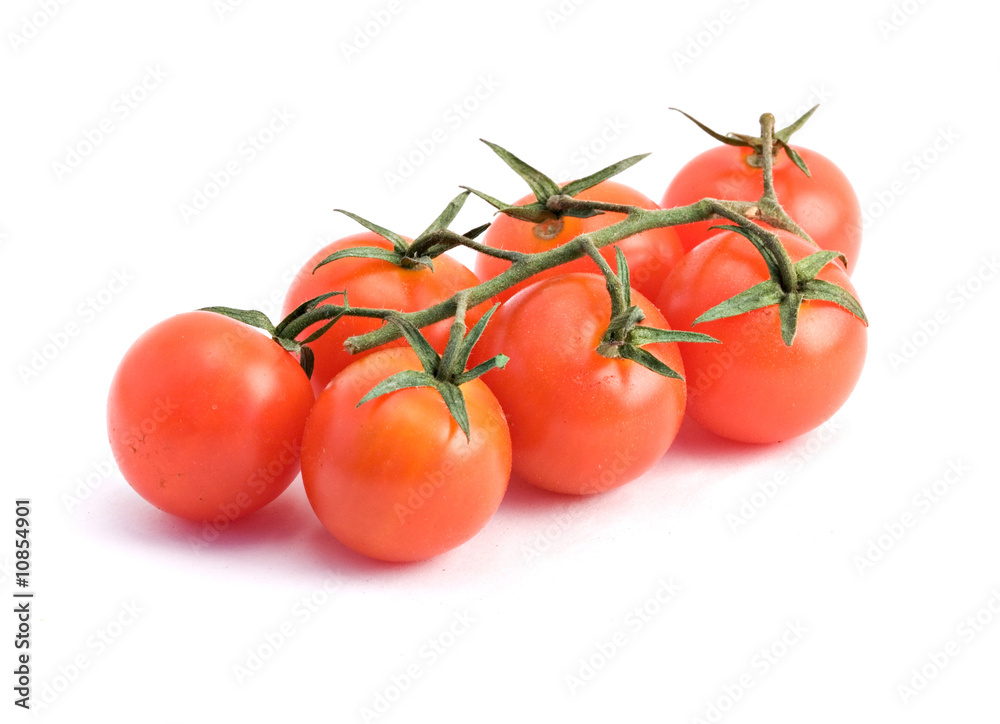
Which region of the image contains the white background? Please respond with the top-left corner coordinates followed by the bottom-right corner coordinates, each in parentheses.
top-left (3, 0), bottom-right (999, 721)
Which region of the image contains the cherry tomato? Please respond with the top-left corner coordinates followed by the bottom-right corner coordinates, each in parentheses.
top-left (107, 311), bottom-right (315, 522)
top-left (662, 145), bottom-right (862, 273)
top-left (283, 233), bottom-right (487, 395)
top-left (656, 229), bottom-right (867, 443)
top-left (301, 347), bottom-right (511, 562)
top-left (471, 273), bottom-right (686, 495)
top-left (475, 180), bottom-right (684, 303)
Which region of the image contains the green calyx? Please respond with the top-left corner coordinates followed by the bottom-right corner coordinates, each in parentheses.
top-left (357, 298), bottom-right (507, 440)
top-left (671, 105), bottom-right (819, 177)
top-left (200, 290), bottom-right (348, 378)
top-left (461, 139), bottom-right (649, 224)
top-left (584, 243), bottom-right (718, 378)
top-left (316, 191), bottom-right (489, 273)
top-left (692, 224), bottom-right (868, 346)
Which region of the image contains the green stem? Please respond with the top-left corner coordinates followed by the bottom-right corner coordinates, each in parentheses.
top-left (344, 198), bottom-right (735, 354)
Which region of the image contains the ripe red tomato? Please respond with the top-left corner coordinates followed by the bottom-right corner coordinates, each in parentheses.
top-left (107, 311), bottom-right (315, 522)
top-left (301, 347), bottom-right (511, 562)
top-left (656, 228), bottom-right (867, 443)
top-left (471, 273), bottom-right (686, 495)
top-left (475, 180), bottom-right (684, 302)
top-left (662, 145), bottom-right (862, 273)
top-left (283, 233), bottom-right (487, 395)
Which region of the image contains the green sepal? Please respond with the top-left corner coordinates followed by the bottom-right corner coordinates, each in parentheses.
top-left (274, 291), bottom-right (347, 337)
top-left (450, 303), bottom-right (500, 377)
top-left (455, 354), bottom-right (508, 387)
top-left (559, 153), bottom-right (651, 198)
top-left (199, 306), bottom-right (276, 336)
top-left (799, 279), bottom-right (869, 324)
top-left (298, 346), bottom-right (315, 379)
top-left (617, 343), bottom-right (683, 380)
top-left (333, 209), bottom-right (409, 254)
top-left (357, 369), bottom-right (437, 405)
top-left (794, 250), bottom-right (847, 281)
top-left (628, 327), bottom-right (719, 346)
top-left (693, 280), bottom-right (787, 326)
top-left (313, 245), bottom-right (410, 272)
top-left (461, 185), bottom-right (553, 223)
top-left (417, 190), bottom-right (470, 241)
top-left (672, 105), bottom-right (817, 176)
top-left (778, 292), bottom-right (801, 346)
top-left (480, 140), bottom-right (561, 201)
top-left (385, 315), bottom-right (441, 375)
top-left (775, 105), bottom-right (819, 143)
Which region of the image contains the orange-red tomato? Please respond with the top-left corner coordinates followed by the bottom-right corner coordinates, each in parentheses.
top-left (283, 233), bottom-right (487, 395)
top-left (472, 273), bottom-right (686, 495)
top-left (475, 180), bottom-right (684, 303)
top-left (301, 347), bottom-right (511, 562)
top-left (656, 229), bottom-right (867, 443)
top-left (662, 145), bottom-right (862, 273)
top-left (107, 311), bottom-right (314, 522)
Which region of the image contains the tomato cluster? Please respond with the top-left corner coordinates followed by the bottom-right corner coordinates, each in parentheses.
top-left (107, 108), bottom-right (868, 563)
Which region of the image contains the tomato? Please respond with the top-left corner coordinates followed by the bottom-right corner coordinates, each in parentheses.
top-left (656, 228), bottom-right (867, 444)
top-left (475, 180), bottom-right (684, 303)
top-left (283, 233), bottom-right (487, 395)
top-left (662, 145), bottom-right (862, 273)
top-left (471, 273), bottom-right (686, 495)
top-left (301, 347), bottom-right (511, 562)
top-left (107, 311), bottom-right (315, 522)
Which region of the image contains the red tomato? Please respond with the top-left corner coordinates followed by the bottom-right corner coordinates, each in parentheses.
top-left (107, 311), bottom-right (315, 522)
top-left (471, 273), bottom-right (686, 495)
top-left (656, 229), bottom-right (867, 443)
top-left (662, 145), bottom-right (862, 273)
top-left (301, 347), bottom-right (511, 562)
top-left (475, 180), bottom-right (684, 303)
top-left (283, 233), bottom-right (487, 395)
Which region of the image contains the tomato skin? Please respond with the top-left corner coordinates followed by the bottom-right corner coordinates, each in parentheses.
top-left (662, 145), bottom-right (862, 273)
top-left (283, 233), bottom-right (487, 395)
top-left (301, 348), bottom-right (511, 562)
top-left (107, 311), bottom-right (315, 522)
top-left (471, 273), bottom-right (686, 495)
top-left (656, 229), bottom-right (867, 444)
top-left (475, 180), bottom-right (684, 303)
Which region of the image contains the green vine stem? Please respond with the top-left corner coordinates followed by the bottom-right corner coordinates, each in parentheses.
top-left (279, 112), bottom-right (843, 356)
